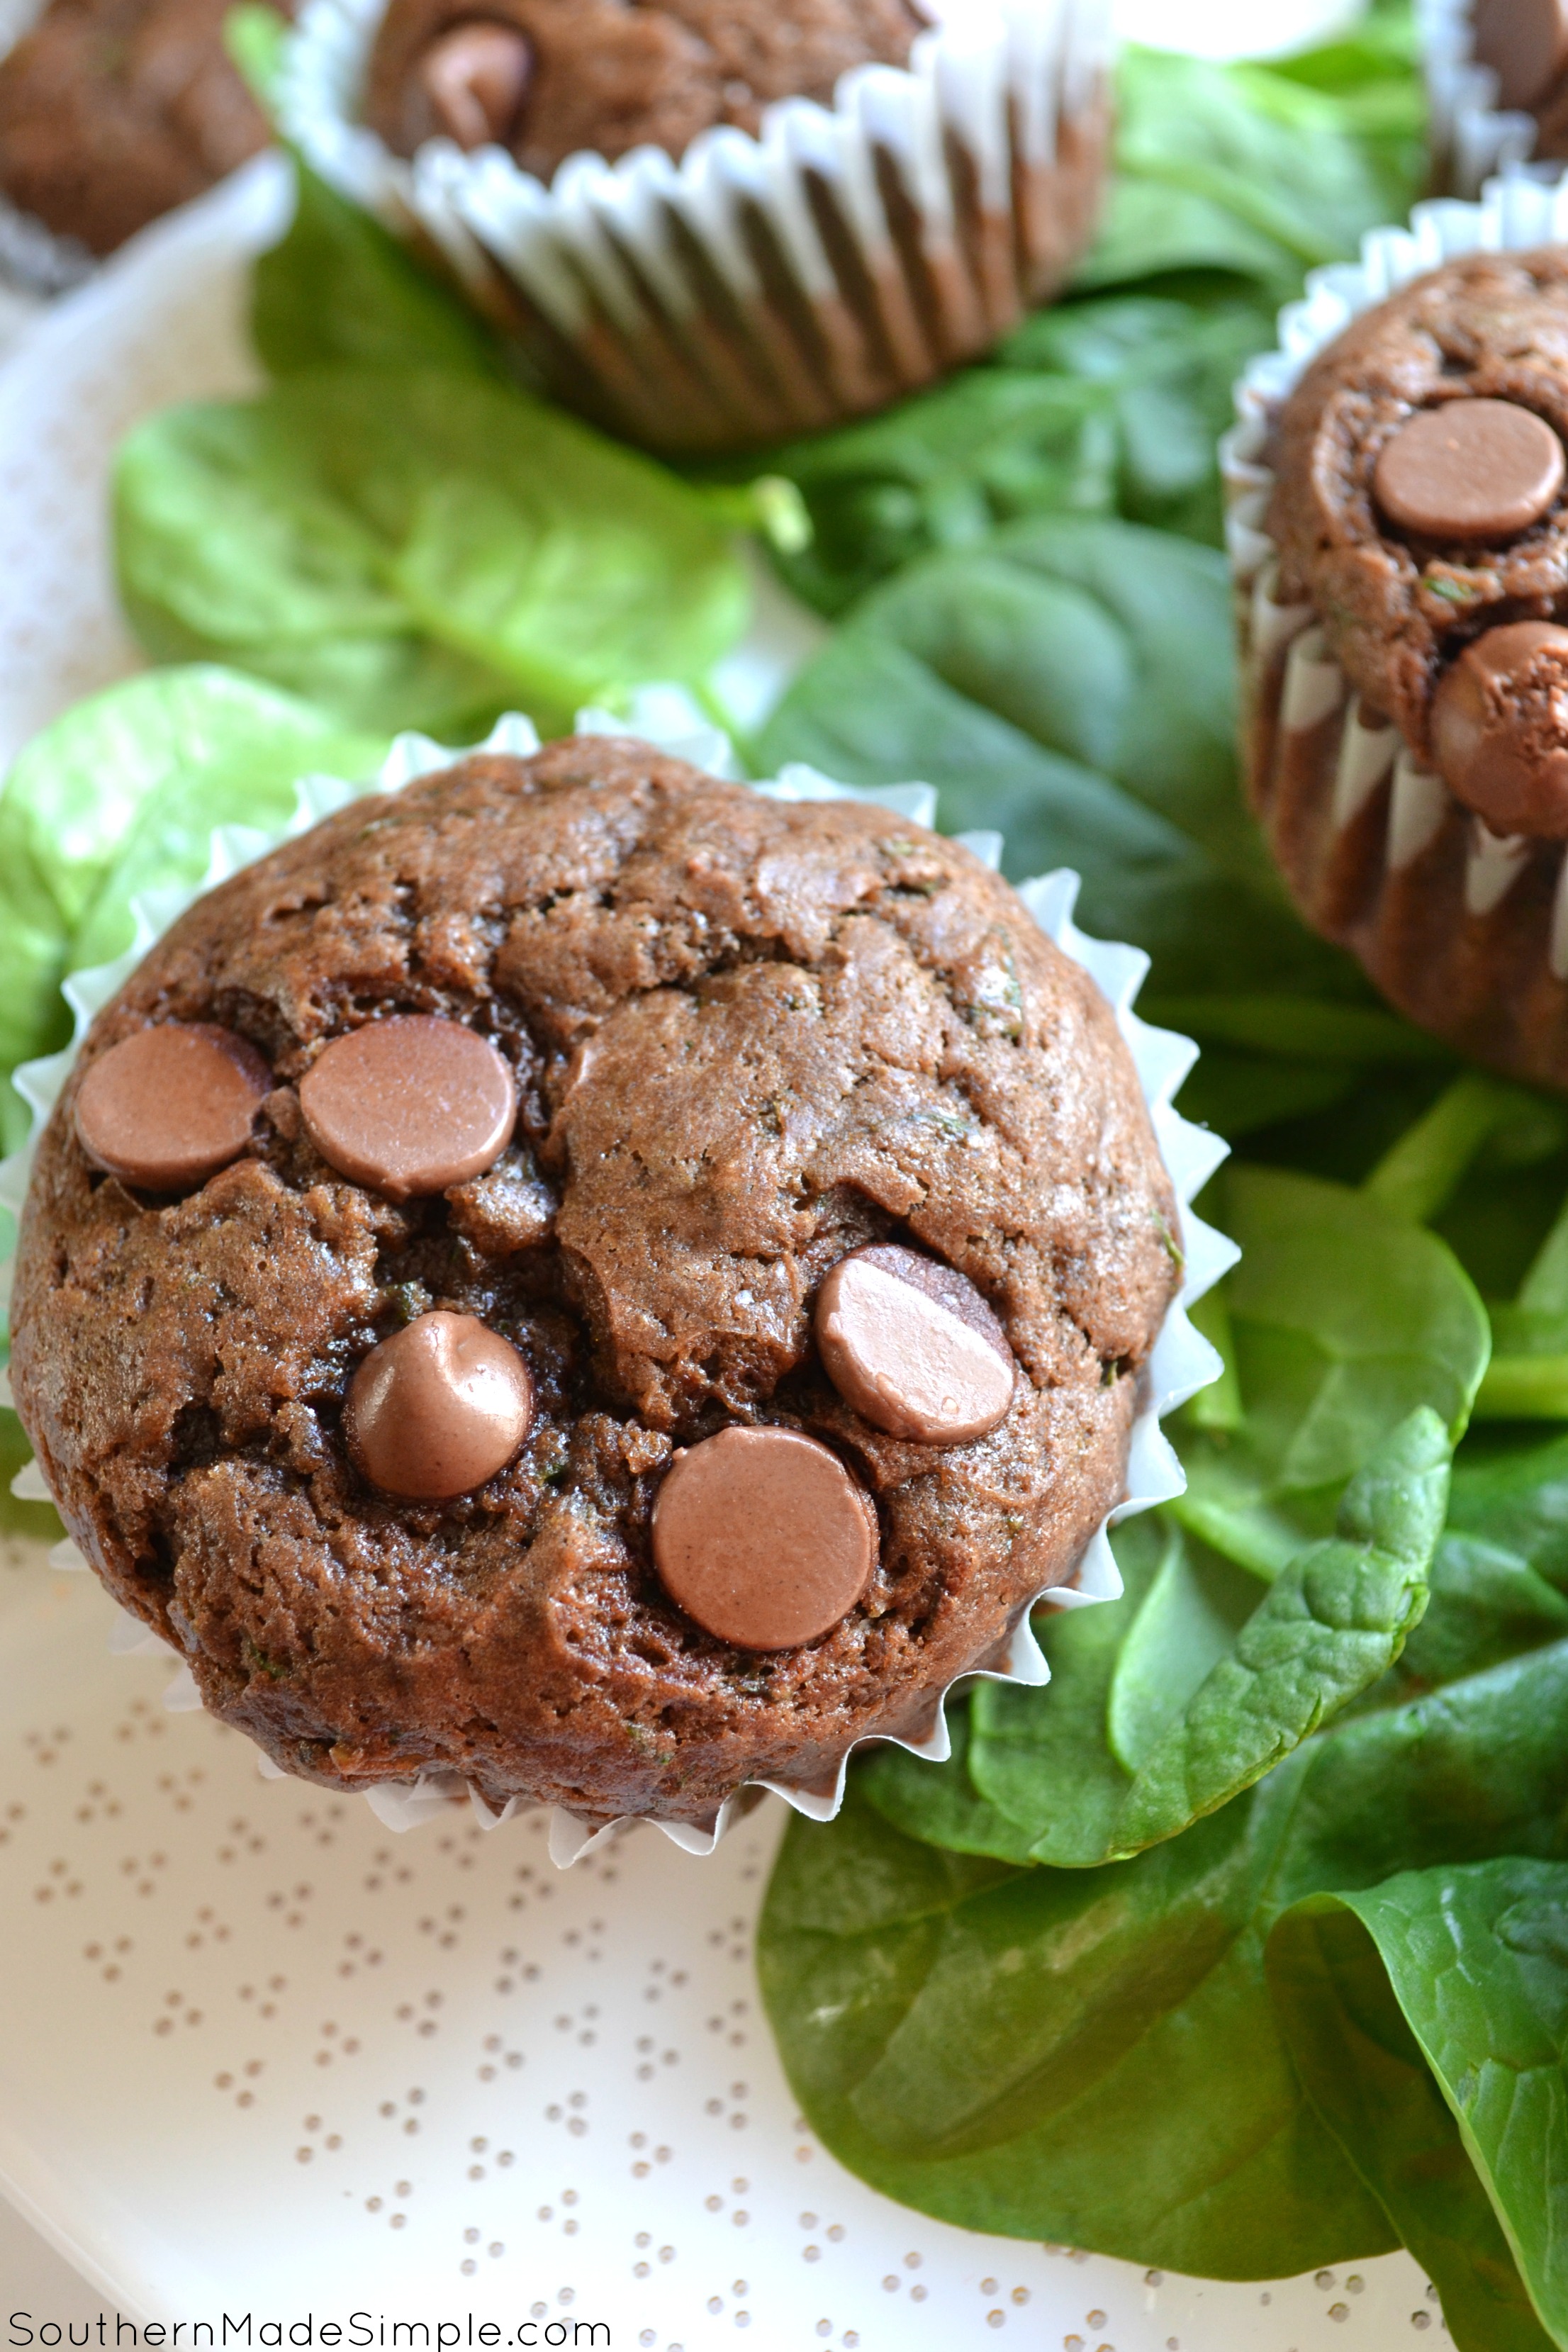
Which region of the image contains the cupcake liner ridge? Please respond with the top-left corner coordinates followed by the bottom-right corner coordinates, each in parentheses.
top-left (279, 0), bottom-right (1113, 453)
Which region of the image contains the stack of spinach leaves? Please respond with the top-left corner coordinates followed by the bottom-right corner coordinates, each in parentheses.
top-left (1, 4), bottom-right (1565, 2331)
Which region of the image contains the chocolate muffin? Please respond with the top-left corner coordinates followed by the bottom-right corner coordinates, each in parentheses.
top-left (283, 0), bottom-right (1111, 454)
top-left (0, 0), bottom-right (286, 259)
top-left (364, 0), bottom-right (926, 180)
top-left (1238, 247), bottom-right (1568, 1089)
top-left (9, 736), bottom-right (1178, 1830)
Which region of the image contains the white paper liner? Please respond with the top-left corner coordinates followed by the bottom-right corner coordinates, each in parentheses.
top-left (277, 0), bottom-right (1112, 454)
top-left (1418, 0), bottom-right (1546, 198)
top-left (1, 692), bottom-right (1233, 1864)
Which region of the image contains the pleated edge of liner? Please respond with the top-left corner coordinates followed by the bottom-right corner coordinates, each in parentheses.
top-left (1218, 166), bottom-right (1568, 686)
top-left (0, 690), bottom-right (1236, 1867)
top-left (1416, 0), bottom-right (1545, 201)
top-left (276, 0), bottom-right (1113, 261)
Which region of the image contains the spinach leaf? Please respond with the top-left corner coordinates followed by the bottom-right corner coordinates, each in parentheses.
top-left (114, 368), bottom-right (751, 739)
top-left (1269, 1861), bottom-right (1568, 2352)
top-left (761, 1779), bottom-right (1393, 2279)
top-left (863, 1408), bottom-right (1450, 1869)
top-left (1446, 1430), bottom-right (1568, 1584)
top-left (1467, 1172), bottom-right (1568, 1420)
top-left (1082, 43), bottom-right (1421, 301)
top-left (0, 1405), bottom-right (60, 1543)
top-left (1004, 293), bottom-right (1276, 544)
top-left (1261, 0), bottom-right (1427, 215)
top-left (253, 159), bottom-right (505, 385)
top-left (1172, 1167), bottom-right (1489, 1577)
top-left (760, 1437), bottom-right (1568, 2281)
top-left (758, 292), bottom-right (1271, 617)
top-left (1362, 1428), bottom-right (1568, 1717)
top-left (0, 665), bottom-right (383, 1138)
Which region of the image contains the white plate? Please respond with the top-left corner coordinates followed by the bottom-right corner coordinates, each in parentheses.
top-left (0, 155), bottom-right (1438, 2346)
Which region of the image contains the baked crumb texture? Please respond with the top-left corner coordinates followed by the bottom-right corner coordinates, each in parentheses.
top-left (12, 741), bottom-right (1177, 1825)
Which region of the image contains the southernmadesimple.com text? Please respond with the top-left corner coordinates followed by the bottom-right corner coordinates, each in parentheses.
top-left (10, 2321), bottom-right (611, 2349)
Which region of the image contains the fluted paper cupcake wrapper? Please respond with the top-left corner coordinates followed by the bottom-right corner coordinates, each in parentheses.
top-left (1, 694), bottom-right (1233, 1865)
top-left (1221, 168), bottom-right (1568, 1092)
top-left (278, 0), bottom-right (1111, 455)
top-left (1418, 0), bottom-right (1543, 198)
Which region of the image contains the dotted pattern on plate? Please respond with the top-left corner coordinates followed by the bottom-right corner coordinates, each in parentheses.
top-left (0, 1535), bottom-right (1446, 2343)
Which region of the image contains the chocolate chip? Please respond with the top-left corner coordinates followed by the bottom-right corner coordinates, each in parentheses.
top-left (814, 1243), bottom-right (1015, 1445)
top-left (74, 1024), bottom-right (271, 1192)
top-left (299, 1016), bottom-right (515, 1201)
top-left (651, 1426), bottom-right (875, 1652)
top-left (1430, 620), bottom-right (1568, 836)
top-left (345, 1311), bottom-right (533, 1499)
top-left (1473, 0), bottom-right (1568, 111)
top-left (1374, 399), bottom-right (1565, 543)
top-left (418, 21), bottom-right (532, 150)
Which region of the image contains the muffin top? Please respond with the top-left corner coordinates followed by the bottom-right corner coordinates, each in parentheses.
top-left (10, 737), bottom-right (1178, 1826)
top-left (0, 0), bottom-right (283, 257)
top-left (363, 0), bottom-right (928, 178)
top-left (1267, 249), bottom-right (1568, 805)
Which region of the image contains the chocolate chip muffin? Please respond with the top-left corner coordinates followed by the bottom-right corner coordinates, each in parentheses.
top-left (9, 736), bottom-right (1178, 1830)
top-left (1236, 247), bottom-right (1568, 1089)
top-left (364, 0), bottom-right (926, 179)
top-left (0, 0), bottom-right (286, 259)
top-left (284, 0), bottom-right (1111, 455)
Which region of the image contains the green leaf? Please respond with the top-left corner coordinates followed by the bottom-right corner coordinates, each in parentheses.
top-left (0, 1406), bottom-right (61, 1542)
top-left (253, 159), bottom-right (505, 383)
top-left (0, 665), bottom-right (384, 1087)
top-left (223, 2), bottom-right (289, 111)
top-left (1080, 44), bottom-right (1422, 301)
top-left (1381, 1535), bottom-right (1568, 1706)
top-left (863, 1409), bottom-right (1450, 1869)
top-left (1172, 1168), bottom-right (1489, 1578)
top-left (1270, 1861), bottom-right (1568, 2351)
top-left (1476, 1185), bottom-right (1568, 1420)
top-left (114, 368), bottom-right (751, 739)
top-left (753, 291), bottom-right (1272, 617)
top-left (1146, 995), bottom-right (1452, 1065)
top-left (863, 1513), bottom-right (1194, 1871)
top-left (1366, 1429), bottom-right (1568, 1714)
top-left (1365, 1076), bottom-right (1554, 1228)
top-left (761, 1513), bottom-right (1568, 2275)
top-left (761, 1778), bottom-right (1394, 2278)
top-left (1445, 1430), bottom-right (1568, 1588)
top-left (1105, 1518), bottom-right (1241, 1771)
